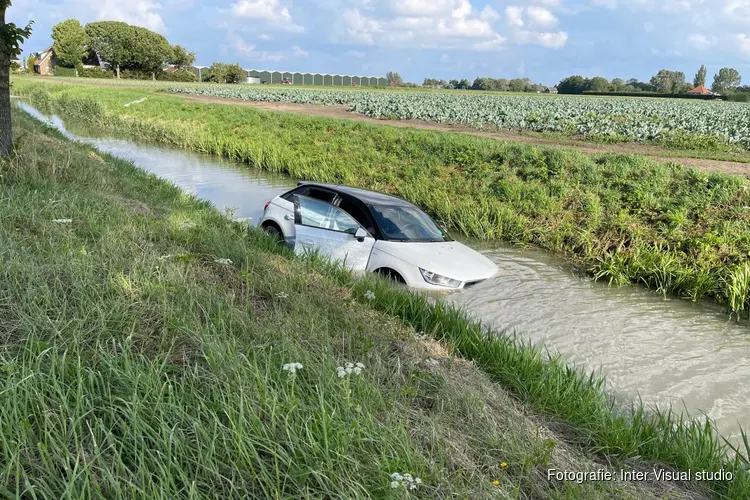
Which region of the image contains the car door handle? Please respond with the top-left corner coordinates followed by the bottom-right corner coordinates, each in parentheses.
top-left (284, 214), bottom-right (293, 221)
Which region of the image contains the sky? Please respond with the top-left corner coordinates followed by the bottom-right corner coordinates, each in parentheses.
top-left (8, 0), bottom-right (750, 86)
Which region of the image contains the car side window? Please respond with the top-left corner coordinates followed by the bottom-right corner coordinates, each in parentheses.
top-left (281, 186), bottom-right (307, 202)
top-left (338, 199), bottom-right (377, 236)
top-left (307, 188), bottom-right (337, 203)
top-left (295, 196), bottom-right (362, 234)
top-left (282, 186), bottom-right (336, 204)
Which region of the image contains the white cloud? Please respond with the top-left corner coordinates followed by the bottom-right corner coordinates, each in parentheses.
top-left (259, 34), bottom-right (271, 40)
top-left (738, 34), bottom-right (750, 56)
top-left (480, 5), bottom-right (501, 22)
top-left (516, 30), bottom-right (568, 48)
top-left (527, 6), bottom-right (557, 27)
top-left (592, 0), bottom-right (617, 8)
top-left (533, 0), bottom-right (562, 6)
top-left (687, 33), bottom-right (717, 50)
top-left (228, 34), bottom-right (308, 62)
top-left (440, 53), bottom-right (449, 60)
top-left (86, 0), bottom-right (166, 33)
top-left (505, 6), bottom-right (525, 26)
top-left (332, 1), bottom-right (504, 50)
top-left (229, 0), bottom-right (304, 32)
top-left (472, 34), bottom-right (507, 51)
top-left (347, 49), bottom-right (366, 58)
top-left (292, 45), bottom-right (309, 57)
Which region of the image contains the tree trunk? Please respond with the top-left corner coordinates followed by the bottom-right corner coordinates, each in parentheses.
top-left (116, 65), bottom-right (120, 79)
top-left (0, 9), bottom-right (13, 160)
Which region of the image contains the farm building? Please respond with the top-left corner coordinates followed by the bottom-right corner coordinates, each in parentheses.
top-left (245, 69), bottom-right (388, 87)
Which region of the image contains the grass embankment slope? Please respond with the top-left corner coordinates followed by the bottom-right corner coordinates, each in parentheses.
top-left (1, 105), bottom-right (736, 498)
top-left (13, 80), bottom-right (750, 321)
top-left (2, 100), bottom-right (747, 500)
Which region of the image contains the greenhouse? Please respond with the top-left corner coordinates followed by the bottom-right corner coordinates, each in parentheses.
top-left (245, 69), bottom-right (388, 87)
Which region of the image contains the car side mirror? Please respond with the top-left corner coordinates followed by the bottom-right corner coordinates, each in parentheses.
top-left (354, 227), bottom-right (368, 242)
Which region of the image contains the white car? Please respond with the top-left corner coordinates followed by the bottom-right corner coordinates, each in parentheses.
top-left (260, 182), bottom-right (499, 290)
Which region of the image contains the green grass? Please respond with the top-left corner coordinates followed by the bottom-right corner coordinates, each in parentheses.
top-left (13, 80), bottom-right (750, 322)
top-left (3, 102), bottom-right (738, 498)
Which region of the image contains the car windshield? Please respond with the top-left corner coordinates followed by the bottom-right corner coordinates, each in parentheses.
top-left (369, 205), bottom-right (449, 242)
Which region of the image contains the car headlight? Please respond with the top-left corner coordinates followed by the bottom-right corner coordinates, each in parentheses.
top-left (419, 268), bottom-right (462, 288)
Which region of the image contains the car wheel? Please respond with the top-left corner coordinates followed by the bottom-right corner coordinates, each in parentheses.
top-left (263, 223), bottom-right (283, 243)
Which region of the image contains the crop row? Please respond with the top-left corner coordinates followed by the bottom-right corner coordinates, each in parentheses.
top-left (167, 84), bottom-right (750, 148)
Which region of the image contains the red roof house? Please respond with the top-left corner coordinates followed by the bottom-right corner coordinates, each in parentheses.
top-left (687, 85), bottom-right (711, 95)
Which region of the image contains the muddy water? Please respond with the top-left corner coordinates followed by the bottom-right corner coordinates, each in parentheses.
top-left (16, 101), bottom-right (750, 442)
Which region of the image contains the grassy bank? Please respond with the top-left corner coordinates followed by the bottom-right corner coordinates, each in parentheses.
top-left (13, 80), bottom-right (750, 321)
top-left (2, 96), bottom-right (750, 500)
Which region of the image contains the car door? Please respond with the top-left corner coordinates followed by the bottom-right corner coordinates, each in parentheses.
top-left (293, 195), bottom-right (375, 273)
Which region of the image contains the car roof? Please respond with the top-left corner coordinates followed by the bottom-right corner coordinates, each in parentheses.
top-left (297, 181), bottom-right (414, 207)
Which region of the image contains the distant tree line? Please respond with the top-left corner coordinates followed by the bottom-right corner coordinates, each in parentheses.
top-left (419, 77), bottom-right (546, 92)
top-left (557, 65), bottom-right (743, 96)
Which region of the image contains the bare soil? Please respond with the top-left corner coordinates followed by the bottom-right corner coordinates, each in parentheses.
top-left (180, 94), bottom-right (750, 177)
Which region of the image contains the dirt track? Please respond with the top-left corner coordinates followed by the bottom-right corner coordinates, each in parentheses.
top-left (179, 94), bottom-right (750, 177)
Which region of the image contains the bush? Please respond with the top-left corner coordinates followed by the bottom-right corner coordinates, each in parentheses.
top-left (79, 67), bottom-right (114, 79)
top-left (157, 70), bottom-right (198, 82)
top-left (728, 93), bottom-right (749, 103)
top-left (120, 69), bottom-right (155, 80)
top-left (54, 66), bottom-right (76, 77)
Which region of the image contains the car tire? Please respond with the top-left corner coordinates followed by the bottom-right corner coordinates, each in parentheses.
top-left (263, 223), bottom-right (283, 243)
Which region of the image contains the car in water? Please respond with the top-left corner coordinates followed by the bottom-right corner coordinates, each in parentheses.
top-left (260, 182), bottom-right (499, 290)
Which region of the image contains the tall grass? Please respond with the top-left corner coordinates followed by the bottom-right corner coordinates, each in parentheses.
top-left (12, 81), bottom-right (750, 322)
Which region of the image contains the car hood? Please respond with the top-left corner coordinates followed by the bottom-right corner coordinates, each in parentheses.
top-left (375, 240), bottom-right (499, 282)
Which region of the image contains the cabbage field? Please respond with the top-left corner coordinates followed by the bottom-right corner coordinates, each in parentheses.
top-left (168, 84), bottom-right (750, 149)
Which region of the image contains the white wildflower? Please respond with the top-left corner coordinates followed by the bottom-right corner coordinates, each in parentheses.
top-left (413, 331), bottom-right (428, 340)
top-left (337, 361), bottom-right (365, 378)
top-left (214, 258), bottom-right (233, 265)
top-left (275, 292), bottom-right (289, 299)
top-left (181, 221), bottom-right (196, 229)
top-left (158, 254), bottom-right (173, 261)
top-left (52, 219), bottom-right (72, 224)
top-left (364, 290), bottom-right (376, 300)
top-left (389, 472), bottom-right (422, 490)
top-left (233, 217), bottom-right (253, 223)
top-left (282, 362), bottom-right (303, 374)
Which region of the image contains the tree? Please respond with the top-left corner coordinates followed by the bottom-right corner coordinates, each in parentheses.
top-left (494, 78), bottom-right (509, 91)
top-left (508, 78), bottom-right (526, 92)
top-left (26, 54), bottom-right (35, 72)
top-left (51, 19), bottom-right (88, 69)
top-left (587, 76), bottom-right (610, 92)
top-left (169, 44), bottom-right (195, 69)
top-left (610, 78), bottom-right (626, 91)
top-left (711, 67), bottom-right (741, 94)
top-left (207, 62), bottom-right (245, 84)
top-left (649, 69), bottom-right (685, 93)
top-left (694, 64), bottom-right (707, 88)
top-left (557, 75), bottom-right (587, 94)
top-left (386, 71), bottom-right (403, 87)
top-left (471, 77), bottom-right (497, 91)
top-left (0, 1), bottom-right (33, 158)
top-left (456, 79), bottom-right (471, 89)
top-left (85, 21), bottom-right (171, 77)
